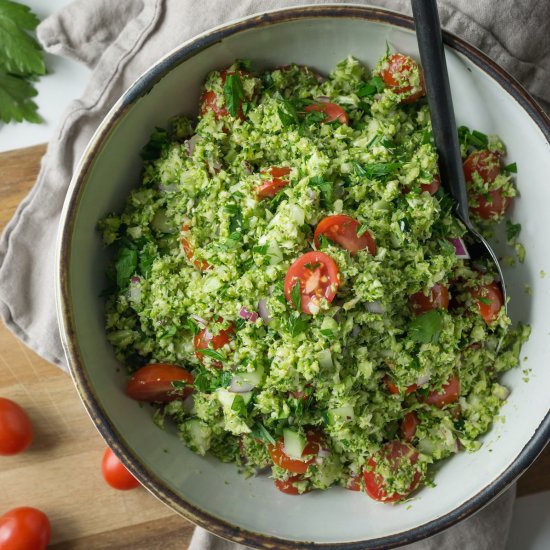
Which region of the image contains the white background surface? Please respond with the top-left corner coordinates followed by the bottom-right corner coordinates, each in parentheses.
top-left (1, 1), bottom-right (549, 547)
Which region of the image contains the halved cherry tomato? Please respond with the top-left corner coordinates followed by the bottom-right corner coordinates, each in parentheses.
top-left (126, 364), bottom-right (194, 403)
top-left (401, 412), bottom-right (420, 442)
top-left (284, 251), bottom-right (340, 315)
top-left (363, 441), bottom-right (422, 502)
top-left (274, 475), bottom-right (308, 495)
top-left (409, 283), bottom-right (450, 314)
top-left (257, 166), bottom-right (291, 199)
top-left (314, 215), bottom-right (376, 255)
top-left (268, 429), bottom-right (323, 474)
top-left (0, 397), bottom-right (33, 456)
top-left (470, 281), bottom-right (504, 323)
top-left (420, 173), bottom-right (441, 195)
top-left (464, 150), bottom-right (500, 185)
top-left (384, 376), bottom-right (418, 396)
top-left (471, 189), bottom-right (511, 219)
top-left (381, 53), bottom-right (425, 103)
top-left (423, 375), bottom-right (460, 408)
top-left (181, 224), bottom-right (210, 271)
top-left (0, 507), bottom-right (51, 550)
top-left (102, 447), bottom-right (140, 491)
top-left (194, 318), bottom-right (234, 367)
top-left (347, 474), bottom-right (363, 491)
top-left (304, 102), bottom-right (349, 124)
top-left (464, 151), bottom-right (510, 219)
top-left (200, 69), bottom-right (249, 120)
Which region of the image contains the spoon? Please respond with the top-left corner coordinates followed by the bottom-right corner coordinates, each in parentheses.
top-left (410, 0), bottom-right (507, 311)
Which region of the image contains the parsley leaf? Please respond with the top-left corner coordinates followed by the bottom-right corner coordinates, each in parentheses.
top-left (223, 72), bottom-right (245, 117)
top-left (251, 422), bottom-right (276, 445)
top-left (287, 313), bottom-right (308, 337)
top-left (478, 297), bottom-right (492, 305)
top-left (408, 310), bottom-right (443, 344)
top-left (506, 220), bottom-right (521, 242)
top-left (356, 224), bottom-right (369, 238)
top-left (197, 348), bottom-right (226, 363)
top-left (193, 368), bottom-right (232, 392)
top-left (354, 161), bottom-right (400, 181)
top-left (504, 162), bottom-right (517, 174)
top-left (357, 76), bottom-right (385, 97)
top-left (309, 176), bottom-right (333, 209)
top-left (231, 394), bottom-right (248, 416)
top-left (291, 281), bottom-right (301, 311)
top-left (0, 1), bottom-right (44, 74)
top-left (140, 127), bottom-right (170, 161)
top-left (0, 69), bottom-right (39, 122)
top-left (0, 0), bottom-right (45, 123)
top-left (115, 247), bottom-right (138, 289)
top-left (182, 317), bottom-right (201, 335)
top-left (278, 99), bottom-right (299, 127)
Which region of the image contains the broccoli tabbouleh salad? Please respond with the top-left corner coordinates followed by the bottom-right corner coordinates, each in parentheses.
top-left (100, 51), bottom-right (530, 500)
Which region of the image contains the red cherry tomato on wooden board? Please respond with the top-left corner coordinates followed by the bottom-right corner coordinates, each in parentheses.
top-left (470, 282), bottom-right (504, 323)
top-left (256, 166), bottom-right (291, 199)
top-left (126, 364), bottom-right (194, 403)
top-left (194, 318), bottom-right (234, 367)
top-left (401, 412), bottom-right (420, 442)
top-left (409, 284), bottom-right (449, 315)
top-left (381, 53), bottom-right (425, 103)
top-left (0, 507), bottom-right (51, 550)
top-left (422, 375), bottom-right (460, 409)
top-left (0, 397), bottom-right (33, 456)
top-left (314, 215), bottom-right (376, 255)
top-left (284, 251), bottom-right (340, 315)
top-left (102, 447), bottom-right (140, 491)
top-left (268, 429), bottom-right (323, 475)
top-left (274, 475), bottom-right (308, 495)
top-left (363, 441), bottom-right (422, 502)
top-left (304, 102), bottom-right (349, 124)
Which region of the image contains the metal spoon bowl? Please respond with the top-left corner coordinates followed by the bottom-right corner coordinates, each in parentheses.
top-left (411, 0), bottom-right (507, 311)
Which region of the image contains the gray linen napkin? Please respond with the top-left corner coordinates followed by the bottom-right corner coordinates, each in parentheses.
top-left (1, 0), bottom-right (548, 548)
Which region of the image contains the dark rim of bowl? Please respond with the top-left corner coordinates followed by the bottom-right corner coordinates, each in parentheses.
top-left (58, 4), bottom-right (550, 549)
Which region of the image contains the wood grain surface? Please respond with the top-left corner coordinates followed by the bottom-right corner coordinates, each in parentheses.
top-left (0, 144), bottom-right (548, 548)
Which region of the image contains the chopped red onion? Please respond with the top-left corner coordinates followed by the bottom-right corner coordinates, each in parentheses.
top-left (449, 237), bottom-right (470, 259)
top-left (239, 306), bottom-right (259, 323)
top-left (258, 299), bottom-right (271, 323)
top-left (131, 276), bottom-right (141, 284)
top-left (128, 281), bottom-right (142, 303)
top-left (317, 448), bottom-right (331, 458)
top-left (242, 160), bottom-right (253, 174)
top-left (190, 314), bottom-right (208, 327)
top-left (229, 376), bottom-right (255, 393)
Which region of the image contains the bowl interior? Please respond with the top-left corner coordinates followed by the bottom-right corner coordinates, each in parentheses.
top-left (60, 10), bottom-right (550, 546)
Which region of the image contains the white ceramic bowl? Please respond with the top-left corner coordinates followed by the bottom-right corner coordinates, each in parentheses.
top-left (56, 5), bottom-right (550, 548)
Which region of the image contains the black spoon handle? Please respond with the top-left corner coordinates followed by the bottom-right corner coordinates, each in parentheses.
top-left (411, 0), bottom-right (471, 227)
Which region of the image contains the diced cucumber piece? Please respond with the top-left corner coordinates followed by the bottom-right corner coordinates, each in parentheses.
top-left (217, 388), bottom-right (252, 410)
top-left (492, 383), bottom-right (510, 401)
top-left (317, 349), bottom-right (333, 369)
top-left (328, 404), bottom-right (355, 424)
top-left (283, 429), bottom-right (307, 459)
top-left (232, 366), bottom-right (264, 389)
top-left (321, 316), bottom-right (338, 332)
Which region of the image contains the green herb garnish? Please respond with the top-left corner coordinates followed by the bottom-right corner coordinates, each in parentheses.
top-left (408, 310), bottom-right (443, 344)
top-left (223, 72), bottom-right (246, 117)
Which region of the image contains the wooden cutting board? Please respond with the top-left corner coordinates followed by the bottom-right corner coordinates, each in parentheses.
top-left (0, 145), bottom-right (548, 549)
